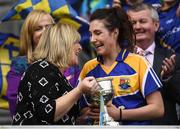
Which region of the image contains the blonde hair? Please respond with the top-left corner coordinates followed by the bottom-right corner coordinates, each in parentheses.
top-left (32, 23), bottom-right (81, 69)
top-left (20, 9), bottom-right (54, 62)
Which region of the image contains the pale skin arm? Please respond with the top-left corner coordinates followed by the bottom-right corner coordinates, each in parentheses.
top-left (54, 76), bottom-right (99, 122)
top-left (106, 91), bottom-right (164, 121)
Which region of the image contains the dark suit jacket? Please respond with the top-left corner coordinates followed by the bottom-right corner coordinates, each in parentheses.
top-left (152, 44), bottom-right (180, 125)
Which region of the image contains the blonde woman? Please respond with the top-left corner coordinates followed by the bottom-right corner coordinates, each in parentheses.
top-left (12, 23), bottom-right (99, 125)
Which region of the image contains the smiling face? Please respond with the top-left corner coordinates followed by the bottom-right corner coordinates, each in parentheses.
top-left (128, 9), bottom-right (159, 48)
top-left (33, 14), bottom-right (53, 47)
top-left (89, 19), bottom-right (119, 56)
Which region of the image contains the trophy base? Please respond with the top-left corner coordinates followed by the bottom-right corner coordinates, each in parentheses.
top-left (105, 121), bottom-right (120, 126)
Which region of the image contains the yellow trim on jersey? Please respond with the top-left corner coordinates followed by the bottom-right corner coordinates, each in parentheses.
top-left (80, 58), bottom-right (98, 79)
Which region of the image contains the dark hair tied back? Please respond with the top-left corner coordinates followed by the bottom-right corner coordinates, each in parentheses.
top-left (90, 7), bottom-right (135, 51)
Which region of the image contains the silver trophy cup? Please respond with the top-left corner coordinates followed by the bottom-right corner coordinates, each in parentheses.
top-left (88, 78), bottom-right (113, 107)
top-left (98, 78), bottom-right (113, 104)
top-left (97, 78), bottom-right (119, 126)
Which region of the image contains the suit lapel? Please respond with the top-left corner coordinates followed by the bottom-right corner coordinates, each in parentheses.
top-left (153, 46), bottom-right (164, 77)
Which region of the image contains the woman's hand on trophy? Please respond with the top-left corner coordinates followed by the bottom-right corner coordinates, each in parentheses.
top-left (106, 100), bottom-right (120, 121)
top-left (76, 107), bottom-right (92, 124)
top-left (88, 105), bottom-right (100, 120)
top-left (78, 106), bottom-right (100, 124)
top-left (78, 76), bottom-right (99, 95)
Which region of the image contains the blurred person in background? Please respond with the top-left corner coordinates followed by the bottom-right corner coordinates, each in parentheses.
top-left (112, 0), bottom-right (162, 10)
top-left (157, 0), bottom-right (180, 54)
top-left (112, 0), bottom-right (143, 11)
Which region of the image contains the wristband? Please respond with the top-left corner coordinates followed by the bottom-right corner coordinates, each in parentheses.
top-left (119, 108), bottom-right (122, 121)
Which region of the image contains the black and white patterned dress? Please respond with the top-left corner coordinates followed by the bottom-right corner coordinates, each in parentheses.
top-left (12, 59), bottom-right (79, 125)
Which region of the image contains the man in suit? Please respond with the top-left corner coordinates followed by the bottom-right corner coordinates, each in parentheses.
top-left (128, 3), bottom-right (180, 125)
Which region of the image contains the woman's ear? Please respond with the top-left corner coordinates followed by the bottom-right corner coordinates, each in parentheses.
top-left (112, 28), bottom-right (119, 39)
